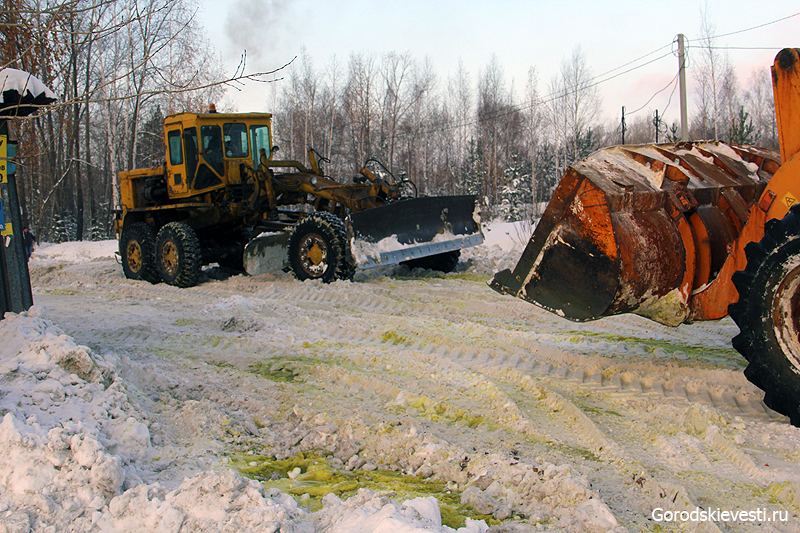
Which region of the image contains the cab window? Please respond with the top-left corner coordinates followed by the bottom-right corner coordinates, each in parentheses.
top-left (223, 123), bottom-right (248, 158)
top-left (200, 125), bottom-right (224, 176)
top-left (250, 125), bottom-right (271, 167)
top-left (183, 127), bottom-right (198, 187)
top-left (167, 130), bottom-right (183, 165)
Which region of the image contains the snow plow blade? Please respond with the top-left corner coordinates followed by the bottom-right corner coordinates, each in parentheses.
top-left (243, 195), bottom-right (483, 275)
top-left (350, 195), bottom-right (483, 269)
top-left (489, 142), bottom-right (779, 326)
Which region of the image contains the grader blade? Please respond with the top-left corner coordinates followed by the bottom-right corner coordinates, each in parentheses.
top-left (490, 142), bottom-right (780, 326)
top-left (350, 195), bottom-right (483, 269)
top-left (243, 232), bottom-right (290, 275)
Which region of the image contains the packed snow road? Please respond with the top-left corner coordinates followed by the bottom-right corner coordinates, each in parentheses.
top-left (4, 230), bottom-right (800, 532)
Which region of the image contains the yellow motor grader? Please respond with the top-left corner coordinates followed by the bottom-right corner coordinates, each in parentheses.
top-left (491, 48), bottom-right (800, 426)
top-left (115, 108), bottom-right (482, 288)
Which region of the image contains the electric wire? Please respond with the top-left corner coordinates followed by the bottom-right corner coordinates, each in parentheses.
top-left (624, 72), bottom-right (679, 116)
top-left (714, 10), bottom-right (800, 39)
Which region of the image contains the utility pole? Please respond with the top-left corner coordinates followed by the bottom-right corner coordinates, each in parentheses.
top-left (0, 127), bottom-right (10, 315)
top-left (678, 33), bottom-right (689, 141)
top-left (653, 110), bottom-right (660, 143)
top-left (621, 106), bottom-right (626, 144)
top-left (0, 120), bottom-right (33, 313)
top-left (0, 68), bottom-right (56, 318)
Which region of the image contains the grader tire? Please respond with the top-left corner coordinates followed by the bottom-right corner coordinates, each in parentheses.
top-left (120, 222), bottom-right (161, 284)
top-left (729, 204), bottom-right (800, 426)
top-left (288, 212), bottom-right (354, 283)
top-left (156, 222), bottom-right (201, 288)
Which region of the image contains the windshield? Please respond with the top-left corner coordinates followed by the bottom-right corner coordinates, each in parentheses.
top-left (250, 125), bottom-right (271, 167)
top-left (200, 125), bottom-right (224, 176)
top-left (223, 123), bottom-right (248, 158)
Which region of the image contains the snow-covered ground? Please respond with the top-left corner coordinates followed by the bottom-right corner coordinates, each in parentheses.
top-left (2, 221), bottom-right (799, 532)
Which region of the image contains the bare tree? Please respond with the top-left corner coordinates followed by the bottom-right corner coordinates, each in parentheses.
top-left (560, 46), bottom-right (600, 161)
top-left (342, 52), bottom-right (377, 167)
top-left (379, 51), bottom-right (413, 167)
top-left (744, 69), bottom-right (777, 149)
top-left (693, 5), bottom-right (741, 143)
top-left (322, 54), bottom-right (342, 166)
top-left (401, 56), bottom-right (437, 193)
top-left (546, 46), bottom-right (601, 182)
top-left (524, 67), bottom-right (543, 216)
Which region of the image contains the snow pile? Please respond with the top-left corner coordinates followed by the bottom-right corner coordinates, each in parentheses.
top-left (0, 307), bottom-right (134, 530)
top-left (316, 491), bottom-right (488, 533)
top-left (31, 240), bottom-right (118, 266)
top-left (0, 308), bottom-right (308, 532)
top-left (460, 220), bottom-right (531, 275)
top-left (96, 471), bottom-right (310, 533)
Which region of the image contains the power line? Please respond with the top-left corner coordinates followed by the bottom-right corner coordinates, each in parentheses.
top-left (700, 46), bottom-right (785, 51)
top-left (625, 72), bottom-right (679, 116)
top-left (587, 42), bottom-right (673, 86)
top-left (714, 10), bottom-right (800, 39)
top-left (661, 73), bottom-right (680, 117)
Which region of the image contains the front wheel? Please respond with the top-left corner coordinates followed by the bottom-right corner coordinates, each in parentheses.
top-left (288, 212), bottom-right (354, 283)
top-left (155, 222), bottom-right (201, 288)
top-left (729, 204), bottom-right (800, 426)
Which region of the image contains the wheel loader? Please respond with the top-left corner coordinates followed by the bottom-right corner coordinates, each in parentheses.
top-left (114, 107), bottom-right (482, 288)
top-left (490, 48), bottom-right (800, 426)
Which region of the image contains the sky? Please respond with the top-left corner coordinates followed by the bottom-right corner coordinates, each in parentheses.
top-left (198, 0), bottom-right (800, 130)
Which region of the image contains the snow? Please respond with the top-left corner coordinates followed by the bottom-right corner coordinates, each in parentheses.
top-left (3, 220), bottom-right (800, 532)
top-left (0, 68), bottom-right (57, 103)
top-left (29, 240), bottom-right (119, 265)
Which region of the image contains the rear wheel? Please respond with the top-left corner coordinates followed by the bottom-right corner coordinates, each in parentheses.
top-left (120, 222), bottom-right (160, 284)
top-left (729, 204), bottom-right (800, 426)
top-left (288, 212), bottom-right (354, 282)
top-left (155, 222), bottom-right (201, 288)
top-left (402, 250), bottom-right (461, 273)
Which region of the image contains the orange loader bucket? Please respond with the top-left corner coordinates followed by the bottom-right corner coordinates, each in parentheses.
top-left (490, 142), bottom-right (780, 326)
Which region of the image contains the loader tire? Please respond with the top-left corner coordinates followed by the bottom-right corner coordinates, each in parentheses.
top-left (155, 222), bottom-right (201, 288)
top-left (402, 250), bottom-right (460, 273)
top-left (729, 204), bottom-right (800, 426)
top-left (120, 222), bottom-right (161, 284)
top-left (288, 212), bottom-right (354, 283)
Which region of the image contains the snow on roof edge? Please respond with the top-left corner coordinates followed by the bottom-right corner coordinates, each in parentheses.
top-left (0, 68), bottom-right (56, 105)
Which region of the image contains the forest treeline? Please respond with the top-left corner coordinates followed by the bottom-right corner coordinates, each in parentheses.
top-left (1, 1), bottom-right (781, 242)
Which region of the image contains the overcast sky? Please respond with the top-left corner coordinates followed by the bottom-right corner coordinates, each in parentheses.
top-left (198, 0), bottom-right (800, 127)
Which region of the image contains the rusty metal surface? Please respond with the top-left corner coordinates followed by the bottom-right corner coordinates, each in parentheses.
top-left (490, 141), bottom-right (780, 326)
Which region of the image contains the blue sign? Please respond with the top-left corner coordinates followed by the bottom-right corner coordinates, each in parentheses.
top-left (7, 141), bottom-right (16, 174)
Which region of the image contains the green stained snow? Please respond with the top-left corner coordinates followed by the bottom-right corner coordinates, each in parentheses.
top-left (236, 452), bottom-right (498, 528)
